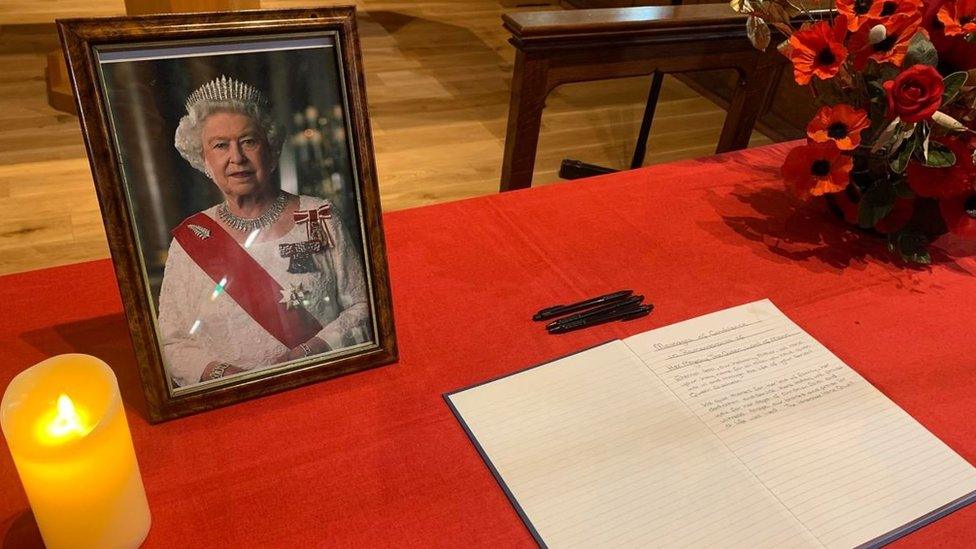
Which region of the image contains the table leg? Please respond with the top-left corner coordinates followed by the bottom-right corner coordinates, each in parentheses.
top-left (716, 55), bottom-right (781, 153)
top-left (500, 51), bottom-right (550, 192)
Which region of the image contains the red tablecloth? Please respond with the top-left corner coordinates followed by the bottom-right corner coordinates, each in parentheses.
top-left (2, 141), bottom-right (975, 548)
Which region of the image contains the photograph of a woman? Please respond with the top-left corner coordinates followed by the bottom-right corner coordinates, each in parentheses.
top-left (94, 34), bottom-right (379, 393)
top-left (60, 10), bottom-right (394, 421)
top-left (159, 76), bottom-right (370, 387)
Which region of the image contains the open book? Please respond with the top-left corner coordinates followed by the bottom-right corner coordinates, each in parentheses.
top-left (446, 300), bottom-right (976, 548)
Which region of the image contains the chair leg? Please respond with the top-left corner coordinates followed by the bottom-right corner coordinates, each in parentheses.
top-left (558, 159), bottom-right (619, 180)
top-left (629, 71), bottom-right (665, 169)
top-left (630, 0), bottom-right (680, 167)
top-left (558, 70), bottom-right (666, 180)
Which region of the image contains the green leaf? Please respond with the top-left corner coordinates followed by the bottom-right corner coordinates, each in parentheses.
top-left (924, 141), bottom-right (957, 168)
top-left (877, 63), bottom-right (901, 82)
top-left (904, 32), bottom-right (939, 67)
top-left (871, 119), bottom-right (902, 152)
top-left (858, 184), bottom-right (896, 229)
top-left (942, 72), bottom-right (969, 106)
top-left (867, 79), bottom-right (886, 100)
top-left (890, 137), bottom-right (917, 173)
top-left (865, 79), bottom-right (889, 132)
top-left (912, 123), bottom-right (930, 161)
top-left (890, 231), bottom-right (931, 264)
top-left (894, 179), bottom-right (915, 198)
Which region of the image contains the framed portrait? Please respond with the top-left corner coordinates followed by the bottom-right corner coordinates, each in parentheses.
top-left (57, 7), bottom-right (397, 422)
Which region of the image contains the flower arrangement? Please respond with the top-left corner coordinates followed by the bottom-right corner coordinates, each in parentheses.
top-left (734, 0), bottom-right (976, 263)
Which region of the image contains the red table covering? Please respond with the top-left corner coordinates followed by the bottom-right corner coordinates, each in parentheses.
top-left (2, 142), bottom-right (975, 548)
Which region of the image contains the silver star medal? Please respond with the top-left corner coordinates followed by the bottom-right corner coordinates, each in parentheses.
top-left (280, 283), bottom-right (313, 310)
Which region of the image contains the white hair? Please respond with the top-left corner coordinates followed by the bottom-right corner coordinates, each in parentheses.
top-left (173, 99), bottom-right (284, 175)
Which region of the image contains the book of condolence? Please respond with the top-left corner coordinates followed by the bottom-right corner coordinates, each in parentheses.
top-left (446, 299), bottom-right (976, 548)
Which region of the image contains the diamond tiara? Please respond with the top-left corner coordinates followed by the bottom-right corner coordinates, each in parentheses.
top-left (184, 75), bottom-right (268, 112)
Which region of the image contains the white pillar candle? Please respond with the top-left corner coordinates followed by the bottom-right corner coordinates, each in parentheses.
top-left (1, 354), bottom-right (151, 548)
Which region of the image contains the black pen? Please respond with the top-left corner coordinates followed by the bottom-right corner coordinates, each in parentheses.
top-left (532, 290), bottom-right (633, 321)
top-left (547, 304), bottom-right (653, 334)
top-left (545, 295), bottom-right (645, 330)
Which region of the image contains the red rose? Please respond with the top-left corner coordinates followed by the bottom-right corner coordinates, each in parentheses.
top-left (882, 65), bottom-right (945, 122)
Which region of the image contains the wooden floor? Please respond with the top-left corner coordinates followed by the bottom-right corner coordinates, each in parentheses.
top-left (0, 0), bottom-right (771, 276)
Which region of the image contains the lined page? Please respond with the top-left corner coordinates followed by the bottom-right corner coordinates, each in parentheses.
top-left (448, 341), bottom-right (821, 548)
top-left (624, 299), bottom-right (976, 548)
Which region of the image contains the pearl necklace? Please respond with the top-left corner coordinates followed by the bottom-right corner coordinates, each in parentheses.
top-left (217, 192), bottom-right (287, 233)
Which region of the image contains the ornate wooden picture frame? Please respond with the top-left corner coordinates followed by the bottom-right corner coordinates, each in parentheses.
top-left (58, 7), bottom-right (397, 423)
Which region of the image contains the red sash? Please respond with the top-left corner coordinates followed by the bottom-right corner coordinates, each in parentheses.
top-left (172, 213), bottom-right (322, 349)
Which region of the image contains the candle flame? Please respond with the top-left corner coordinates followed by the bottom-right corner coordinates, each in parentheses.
top-left (47, 394), bottom-right (86, 438)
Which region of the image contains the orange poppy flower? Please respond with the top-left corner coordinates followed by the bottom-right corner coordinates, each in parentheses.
top-left (836, 0), bottom-right (922, 31)
top-left (938, 0), bottom-right (976, 36)
top-left (837, 0), bottom-right (885, 31)
top-left (806, 105), bottom-right (871, 150)
top-left (878, 0), bottom-right (924, 18)
top-left (926, 0), bottom-right (976, 70)
top-left (789, 20), bottom-right (849, 85)
top-left (836, 0), bottom-right (922, 32)
top-left (782, 142), bottom-right (853, 198)
top-left (849, 13), bottom-right (926, 68)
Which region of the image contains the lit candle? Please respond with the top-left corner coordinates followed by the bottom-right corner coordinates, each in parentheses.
top-left (1, 354), bottom-right (151, 548)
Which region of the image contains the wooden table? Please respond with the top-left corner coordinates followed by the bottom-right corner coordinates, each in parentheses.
top-left (499, 5), bottom-right (788, 191)
top-left (2, 142), bottom-right (975, 547)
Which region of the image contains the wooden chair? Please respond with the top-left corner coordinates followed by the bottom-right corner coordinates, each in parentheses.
top-left (499, 5), bottom-right (788, 191)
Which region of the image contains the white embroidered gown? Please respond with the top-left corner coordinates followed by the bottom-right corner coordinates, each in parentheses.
top-left (157, 196), bottom-right (371, 388)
